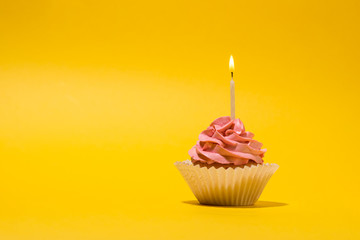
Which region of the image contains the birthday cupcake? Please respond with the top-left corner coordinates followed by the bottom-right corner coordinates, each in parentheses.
top-left (175, 116), bottom-right (279, 206)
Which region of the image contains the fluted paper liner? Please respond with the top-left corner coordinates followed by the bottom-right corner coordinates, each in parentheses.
top-left (175, 160), bottom-right (279, 206)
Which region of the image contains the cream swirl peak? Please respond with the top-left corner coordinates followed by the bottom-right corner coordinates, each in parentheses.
top-left (188, 116), bottom-right (266, 166)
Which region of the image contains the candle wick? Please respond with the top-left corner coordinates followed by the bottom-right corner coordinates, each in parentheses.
top-left (231, 72), bottom-right (233, 78)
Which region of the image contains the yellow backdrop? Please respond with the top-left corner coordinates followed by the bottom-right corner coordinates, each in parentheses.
top-left (0, 0), bottom-right (359, 239)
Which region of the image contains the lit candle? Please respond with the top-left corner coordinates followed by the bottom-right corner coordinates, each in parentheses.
top-left (229, 55), bottom-right (235, 119)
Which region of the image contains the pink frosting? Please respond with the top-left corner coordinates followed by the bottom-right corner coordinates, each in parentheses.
top-left (189, 116), bottom-right (266, 166)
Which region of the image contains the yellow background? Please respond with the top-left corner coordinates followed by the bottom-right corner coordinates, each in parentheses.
top-left (0, 0), bottom-right (359, 239)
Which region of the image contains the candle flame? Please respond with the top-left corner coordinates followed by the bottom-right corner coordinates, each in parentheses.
top-left (229, 55), bottom-right (234, 72)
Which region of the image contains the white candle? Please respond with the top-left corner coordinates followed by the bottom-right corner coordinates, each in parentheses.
top-left (229, 55), bottom-right (235, 119)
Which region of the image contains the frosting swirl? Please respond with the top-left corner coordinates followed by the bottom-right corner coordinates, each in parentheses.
top-left (189, 116), bottom-right (266, 166)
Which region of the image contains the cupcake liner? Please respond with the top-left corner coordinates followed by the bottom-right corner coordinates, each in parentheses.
top-left (175, 160), bottom-right (279, 206)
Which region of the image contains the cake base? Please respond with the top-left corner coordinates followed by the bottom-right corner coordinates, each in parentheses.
top-left (175, 160), bottom-right (279, 206)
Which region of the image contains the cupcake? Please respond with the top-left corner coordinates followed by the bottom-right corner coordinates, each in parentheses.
top-left (175, 116), bottom-right (279, 206)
